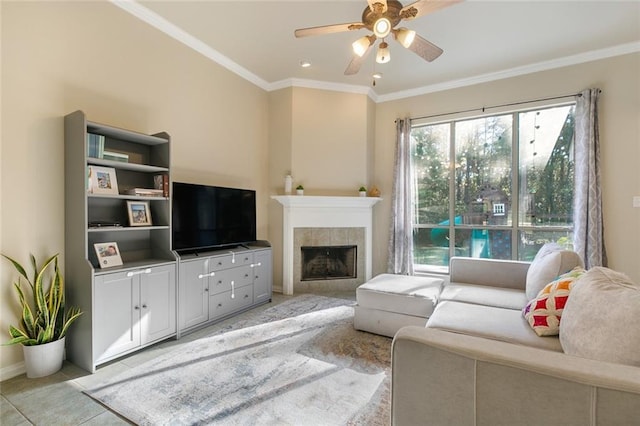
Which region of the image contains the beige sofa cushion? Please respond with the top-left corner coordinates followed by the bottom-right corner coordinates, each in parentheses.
top-left (426, 301), bottom-right (563, 352)
top-left (526, 244), bottom-right (584, 299)
top-left (560, 267), bottom-right (640, 366)
top-left (356, 273), bottom-right (443, 318)
top-left (440, 283), bottom-right (529, 310)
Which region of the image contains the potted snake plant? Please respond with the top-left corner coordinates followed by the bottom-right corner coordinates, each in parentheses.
top-left (2, 253), bottom-right (82, 378)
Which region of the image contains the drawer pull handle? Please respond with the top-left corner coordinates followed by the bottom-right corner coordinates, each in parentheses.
top-left (244, 294), bottom-right (249, 299)
top-left (250, 262), bottom-right (262, 268)
top-left (127, 268), bottom-right (152, 277)
top-left (217, 303), bottom-right (222, 308)
top-left (142, 304), bottom-right (148, 309)
top-left (134, 305), bottom-right (140, 310)
top-left (197, 272), bottom-right (215, 279)
top-left (231, 280), bottom-right (235, 299)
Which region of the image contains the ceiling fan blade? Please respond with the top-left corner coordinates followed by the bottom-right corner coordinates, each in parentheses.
top-left (400, 0), bottom-right (462, 20)
top-left (344, 43), bottom-right (374, 75)
top-left (367, 0), bottom-right (388, 13)
top-left (294, 22), bottom-right (364, 38)
top-left (404, 33), bottom-right (443, 62)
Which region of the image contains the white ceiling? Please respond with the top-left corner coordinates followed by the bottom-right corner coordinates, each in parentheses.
top-left (121, 1), bottom-right (640, 101)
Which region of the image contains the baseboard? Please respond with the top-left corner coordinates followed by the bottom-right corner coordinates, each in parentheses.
top-left (0, 361), bottom-right (25, 382)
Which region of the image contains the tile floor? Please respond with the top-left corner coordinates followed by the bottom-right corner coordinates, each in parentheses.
top-left (1, 290), bottom-right (356, 425)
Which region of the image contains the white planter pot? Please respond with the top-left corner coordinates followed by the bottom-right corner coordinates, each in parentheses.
top-left (359, 191), bottom-right (367, 197)
top-left (296, 189), bottom-right (304, 196)
top-left (22, 337), bottom-right (65, 378)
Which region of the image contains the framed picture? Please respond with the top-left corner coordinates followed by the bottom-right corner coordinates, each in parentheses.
top-left (88, 166), bottom-right (119, 195)
top-left (94, 242), bottom-right (123, 268)
top-left (127, 201), bottom-right (152, 227)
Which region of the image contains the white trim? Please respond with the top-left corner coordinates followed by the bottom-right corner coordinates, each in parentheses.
top-left (112, 1), bottom-right (640, 103)
top-left (109, 0), bottom-right (269, 90)
top-left (0, 361), bottom-right (25, 382)
top-left (269, 78), bottom-right (377, 99)
top-left (376, 41), bottom-right (640, 103)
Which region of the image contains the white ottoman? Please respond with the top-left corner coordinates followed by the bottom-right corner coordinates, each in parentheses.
top-left (354, 273), bottom-right (444, 337)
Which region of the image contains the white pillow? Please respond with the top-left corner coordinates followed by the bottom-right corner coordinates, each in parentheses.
top-left (559, 267), bottom-right (640, 366)
top-left (525, 244), bottom-right (584, 300)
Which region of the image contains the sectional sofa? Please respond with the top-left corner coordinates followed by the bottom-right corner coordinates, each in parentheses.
top-left (354, 245), bottom-right (640, 425)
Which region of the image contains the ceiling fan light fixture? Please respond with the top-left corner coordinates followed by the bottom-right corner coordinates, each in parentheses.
top-left (396, 27), bottom-right (416, 48)
top-left (352, 36), bottom-right (371, 57)
top-left (376, 41), bottom-right (390, 64)
top-left (373, 18), bottom-right (391, 38)
top-left (299, 60), bottom-right (312, 68)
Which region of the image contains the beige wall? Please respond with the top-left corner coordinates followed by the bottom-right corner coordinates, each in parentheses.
top-left (290, 87), bottom-right (370, 195)
top-left (1, 1), bottom-right (267, 375)
top-left (373, 53), bottom-right (640, 283)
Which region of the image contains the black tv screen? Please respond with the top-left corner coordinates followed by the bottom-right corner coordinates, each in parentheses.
top-left (172, 182), bottom-right (257, 253)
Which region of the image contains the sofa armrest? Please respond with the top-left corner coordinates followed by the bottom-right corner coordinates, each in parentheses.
top-left (449, 257), bottom-right (530, 290)
top-left (391, 326), bottom-right (640, 426)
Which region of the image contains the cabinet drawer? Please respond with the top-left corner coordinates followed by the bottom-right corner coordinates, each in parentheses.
top-left (209, 285), bottom-right (253, 319)
top-left (208, 265), bottom-right (253, 295)
top-left (208, 251), bottom-right (254, 272)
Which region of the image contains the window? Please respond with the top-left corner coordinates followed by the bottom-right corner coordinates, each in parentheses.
top-left (411, 104), bottom-right (575, 272)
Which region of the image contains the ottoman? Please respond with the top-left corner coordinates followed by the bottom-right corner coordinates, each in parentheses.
top-left (354, 273), bottom-right (444, 337)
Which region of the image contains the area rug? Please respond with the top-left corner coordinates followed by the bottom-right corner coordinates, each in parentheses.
top-left (85, 295), bottom-right (392, 425)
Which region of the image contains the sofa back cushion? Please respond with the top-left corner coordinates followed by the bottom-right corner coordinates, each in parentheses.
top-left (559, 267), bottom-right (640, 366)
top-left (526, 244), bottom-right (584, 300)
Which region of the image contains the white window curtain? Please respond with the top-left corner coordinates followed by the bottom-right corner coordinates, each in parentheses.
top-left (574, 88), bottom-right (608, 268)
top-left (388, 118), bottom-right (414, 275)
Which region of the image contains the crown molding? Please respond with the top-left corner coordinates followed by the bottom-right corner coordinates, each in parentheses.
top-left (376, 41), bottom-right (640, 103)
top-left (268, 78), bottom-right (377, 100)
top-left (110, 0), bottom-right (269, 90)
top-left (112, 1), bottom-right (639, 104)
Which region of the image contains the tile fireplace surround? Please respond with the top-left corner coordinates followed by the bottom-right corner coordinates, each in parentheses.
top-left (272, 195), bottom-right (382, 295)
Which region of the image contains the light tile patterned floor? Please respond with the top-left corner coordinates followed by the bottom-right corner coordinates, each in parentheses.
top-left (1, 291), bottom-right (356, 425)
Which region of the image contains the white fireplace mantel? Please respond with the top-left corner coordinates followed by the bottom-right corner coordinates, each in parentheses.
top-left (272, 195), bottom-right (382, 295)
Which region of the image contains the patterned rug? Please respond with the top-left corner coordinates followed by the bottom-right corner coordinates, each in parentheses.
top-left (85, 295), bottom-right (392, 425)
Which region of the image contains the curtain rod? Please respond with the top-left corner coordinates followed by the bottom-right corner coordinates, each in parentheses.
top-left (406, 91), bottom-right (597, 122)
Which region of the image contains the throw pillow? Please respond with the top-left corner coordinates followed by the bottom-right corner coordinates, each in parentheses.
top-left (525, 244), bottom-right (584, 299)
top-left (559, 267), bottom-right (640, 366)
top-left (522, 267), bottom-right (586, 336)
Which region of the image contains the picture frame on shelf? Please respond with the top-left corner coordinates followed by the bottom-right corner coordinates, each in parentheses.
top-left (94, 242), bottom-right (123, 268)
top-left (88, 165), bottom-right (119, 195)
top-left (127, 200), bottom-right (152, 227)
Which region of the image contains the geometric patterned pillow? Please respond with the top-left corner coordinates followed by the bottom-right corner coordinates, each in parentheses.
top-left (522, 267), bottom-right (586, 336)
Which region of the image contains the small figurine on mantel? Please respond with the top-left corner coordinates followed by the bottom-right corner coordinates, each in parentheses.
top-left (369, 186), bottom-right (381, 197)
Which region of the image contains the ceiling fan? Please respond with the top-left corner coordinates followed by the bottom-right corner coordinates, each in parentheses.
top-left (294, 0), bottom-right (461, 75)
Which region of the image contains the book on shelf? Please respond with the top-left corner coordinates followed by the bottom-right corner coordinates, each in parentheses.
top-left (154, 173), bottom-right (169, 197)
top-left (102, 150), bottom-right (129, 163)
top-left (125, 188), bottom-right (164, 197)
top-left (86, 133), bottom-right (105, 159)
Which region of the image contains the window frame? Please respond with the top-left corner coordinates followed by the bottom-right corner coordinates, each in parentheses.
top-left (411, 102), bottom-right (576, 274)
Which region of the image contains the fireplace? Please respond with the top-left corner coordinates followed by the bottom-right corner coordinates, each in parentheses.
top-left (301, 245), bottom-right (357, 281)
top-left (271, 195), bottom-right (382, 295)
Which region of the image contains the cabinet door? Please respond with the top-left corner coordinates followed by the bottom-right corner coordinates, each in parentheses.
top-left (140, 264), bottom-right (176, 344)
top-left (179, 259), bottom-right (210, 330)
top-left (94, 272), bottom-right (140, 363)
top-left (253, 249), bottom-right (273, 304)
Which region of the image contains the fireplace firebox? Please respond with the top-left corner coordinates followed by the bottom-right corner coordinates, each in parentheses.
top-left (301, 245), bottom-right (357, 281)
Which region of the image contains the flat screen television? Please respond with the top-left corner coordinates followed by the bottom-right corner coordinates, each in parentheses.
top-left (172, 182), bottom-right (257, 253)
